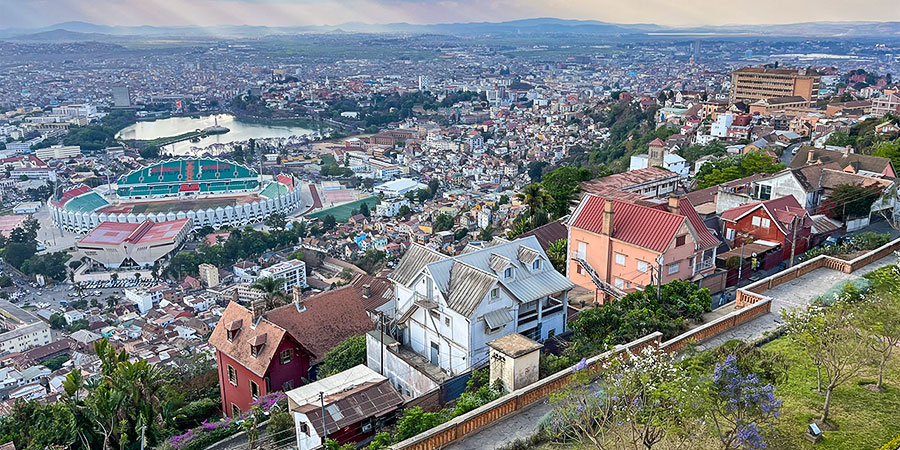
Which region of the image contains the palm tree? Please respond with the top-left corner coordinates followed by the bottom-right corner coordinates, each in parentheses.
top-left (515, 183), bottom-right (551, 228)
top-left (252, 277), bottom-right (290, 309)
top-left (547, 238), bottom-right (568, 275)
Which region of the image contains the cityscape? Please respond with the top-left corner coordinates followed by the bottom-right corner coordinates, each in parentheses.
top-left (0, 2), bottom-right (899, 450)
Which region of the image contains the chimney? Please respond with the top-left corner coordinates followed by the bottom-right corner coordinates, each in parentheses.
top-left (601, 198), bottom-right (614, 236)
top-left (843, 145), bottom-right (853, 155)
top-left (668, 195), bottom-right (681, 215)
top-left (292, 285), bottom-right (305, 310)
top-left (806, 149), bottom-right (815, 164)
top-left (251, 299), bottom-right (266, 323)
top-left (362, 284), bottom-right (371, 298)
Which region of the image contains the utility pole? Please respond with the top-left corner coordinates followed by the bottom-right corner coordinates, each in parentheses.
top-left (655, 255), bottom-right (663, 299)
top-left (140, 422), bottom-right (146, 450)
top-left (789, 214), bottom-right (800, 267)
top-left (320, 391), bottom-right (328, 441)
top-left (737, 236), bottom-right (746, 287)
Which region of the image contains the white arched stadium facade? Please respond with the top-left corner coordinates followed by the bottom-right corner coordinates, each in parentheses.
top-left (50, 187), bottom-right (302, 234)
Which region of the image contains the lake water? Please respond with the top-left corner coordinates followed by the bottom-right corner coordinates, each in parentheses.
top-left (116, 114), bottom-right (316, 155)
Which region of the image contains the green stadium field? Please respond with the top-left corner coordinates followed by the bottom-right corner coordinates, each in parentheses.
top-left (307, 196), bottom-right (377, 222)
top-left (127, 197), bottom-right (242, 214)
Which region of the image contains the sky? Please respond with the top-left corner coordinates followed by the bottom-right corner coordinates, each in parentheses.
top-left (2, 0), bottom-right (899, 29)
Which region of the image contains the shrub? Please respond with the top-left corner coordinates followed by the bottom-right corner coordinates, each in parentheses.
top-left (879, 433), bottom-right (900, 450)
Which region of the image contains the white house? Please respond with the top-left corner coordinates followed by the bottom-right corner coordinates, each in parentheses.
top-left (257, 259), bottom-right (307, 293)
top-left (389, 236), bottom-right (574, 375)
top-left (376, 197), bottom-right (410, 217)
top-left (629, 153), bottom-right (689, 177)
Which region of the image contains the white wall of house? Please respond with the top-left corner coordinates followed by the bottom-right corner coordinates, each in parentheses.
top-left (292, 411), bottom-right (322, 450)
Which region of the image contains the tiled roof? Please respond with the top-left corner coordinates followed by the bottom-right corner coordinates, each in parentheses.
top-left (265, 286), bottom-right (373, 363)
top-left (582, 167), bottom-right (678, 193)
top-left (571, 195), bottom-right (685, 253)
top-left (518, 219), bottom-right (567, 251)
top-left (208, 302), bottom-right (290, 377)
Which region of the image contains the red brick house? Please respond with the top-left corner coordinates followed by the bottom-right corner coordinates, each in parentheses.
top-left (209, 286), bottom-right (374, 417)
top-left (721, 196), bottom-right (812, 263)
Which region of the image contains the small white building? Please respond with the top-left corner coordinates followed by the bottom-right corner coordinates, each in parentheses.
top-left (124, 287), bottom-right (154, 314)
top-left (373, 178), bottom-right (426, 197)
top-left (286, 365), bottom-right (404, 450)
top-left (376, 197), bottom-right (410, 217)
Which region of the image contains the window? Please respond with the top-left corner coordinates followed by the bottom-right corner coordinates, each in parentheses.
top-left (576, 264), bottom-right (583, 275)
top-left (615, 253), bottom-right (626, 266)
top-left (491, 287), bottom-right (499, 298)
top-left (250, 380), bottom-right (260, 399)
top-left (758, 184), bottom-right (772, 200)
top-left (231, 403), bottom-right (241, 417)
top-left (532, 259), bottom-right (541, 270)
top-left (298, 422), bottom-right (309, 435)
top-left (752, 216), bottom-right (761, 227)
top-left (504, 267), bottom-right (513, 278)
top-left (250, 344), bottom-right (263, 358)
top-left (444, 316), bottom-right (451, 327)
top-left (760, 218), bottom-right (771, 228)
top-left (226, 329), bottom-right (239, 341)
top-left (668, 263), bottom-right (680, 275)
top-left (227, 365), bottom-right (237, 386)
top-left (577, 241), bottom-right (587, 259)
top-left (283, 380), bottom-right (294, 390)
top-left (614, 278), bottom-right (624, 289)
top-left (637, 261), bottom-right (649, 273)
top-left (675, 235), bottom-right (686, 247)
top-left (280, 349), bottom-right (292, 365)
top-left (726, 228), bottom-right (736, 240)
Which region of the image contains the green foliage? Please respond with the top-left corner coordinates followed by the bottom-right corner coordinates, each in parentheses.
top-left (696, 151), bottom-right (785, 189)
top-left (546, 238), bottom-right (567, 275)
top-left (515, 183), bottom-right (551, 228)
top-left (878, 433), bottom-right (900, 450)
top-left (266, 406), bottom-right (294, 442)
top-left (0, 401), bottom-right (77, 450)
top-left (823, 184), bottom-right (882, 221)
top-left (394, 407), bottom-right (447, 442)
top-left (166, 226), bottom-right (303, 279)
top-left (354, 249), bottom-right (387, 275)
top-left (0, 275), bottom-right (12, 287)
top-left (44, 354), bottom-right (71, 371)
top-left (367, 432), bottom-right (392, 449)
top-left (20, 252), bottom-right (69, 281)
top-left (317, 335), bottom-right (367, 379)
top-left (805, 231), bottom-right (891, 260)
top-left (433, 213), bottom-right (454, 232)
top-left (63, 110), bottom-right (136, 151)
top-left (570, 280), bottom-right (712, 351)
top-left (677, 140), bottom-right (726, 163)
top-left (874, 139), bottom-right (900, 171)
top-left (540, 166), bottom-right (591, 219)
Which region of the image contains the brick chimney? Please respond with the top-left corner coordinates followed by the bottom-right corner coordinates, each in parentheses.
top-left (292, 285), bottom-right (305, 310)
top-left (362, 284), bottom-right (371, 298)
top-left (250, 299), bottom-right (266, 323)
top-left (668, 195), bottom-right (681, 215)
top-left (601, 198), bottom-right (614, 236)
top-left (806, 149), bottom-right (816, 164)
top-left (843, 145), bottom-right (853, 155)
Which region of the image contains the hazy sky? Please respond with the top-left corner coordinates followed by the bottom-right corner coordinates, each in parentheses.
top-left (2, 0), bottom-right (899, 29)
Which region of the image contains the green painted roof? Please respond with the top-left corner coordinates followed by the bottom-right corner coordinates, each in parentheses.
top-left (65, 192), bottom-right (109, 213)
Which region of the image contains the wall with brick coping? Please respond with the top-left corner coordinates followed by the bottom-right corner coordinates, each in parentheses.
top-left (736, 237), bottom-right (900, 306)
top-left (389, 238), bottom-right (900, 450)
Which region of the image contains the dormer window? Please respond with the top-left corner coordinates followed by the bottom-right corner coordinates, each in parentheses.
top-left (226, 319), bottom-right (243, 342)
top-left (249, 333), bottom-right (267, 358)
top-left (504, 267), bottom-right (513, 278)
top-left (532, 260), bottom-right (541, 270)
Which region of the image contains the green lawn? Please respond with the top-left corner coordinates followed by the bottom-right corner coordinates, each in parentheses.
top-left (764, 337), bottom-right (900, 450)
top-left (307, 196), bottom-right (377, 222)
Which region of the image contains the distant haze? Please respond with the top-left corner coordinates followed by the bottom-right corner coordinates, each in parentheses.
top-left (3, 0), bottom-right (900, 29)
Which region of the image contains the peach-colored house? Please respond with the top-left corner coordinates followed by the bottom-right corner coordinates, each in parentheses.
top-left (567, 194), bottom-right (721, 304)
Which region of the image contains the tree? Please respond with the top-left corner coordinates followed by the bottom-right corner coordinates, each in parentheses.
top-left (358, 201), bottom-right (370, 217)
top-left (433, 213), bottom-right (454, 232)
top-left (701, 355), bottom-right (782, 450)
top-left (478, 225), bottom-right (493, 242)
top-left (264, 213), bottom-right (287, 231)
top-left (823, 183), bottom-right (882, 222)
top-left (398, 204), bottom-right (411, 217)
top-left (515, 183), bottom-right (551, 228)
top-left (859, 264), bottom-right (900, 391)
top-left (547, 239), bottom-right (567, 275)
top-left (783, 300), bottom-right (873, 427)
top-left (874, 139), bottom-right (900, 171)
top-left (49, 313), bottom-right (67, 329)
top-left (541, 167), bottom-right (591, 219)
top-left (317, 335), bottom-right (366, 379)
top-left (322, 215), bottom-right (337, 231)
top-left (252, 277), bottom-right (289, 309)
top-left (394, 407), bottom-right (446, 442)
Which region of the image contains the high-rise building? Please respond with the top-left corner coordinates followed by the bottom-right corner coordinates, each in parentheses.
top-left (112, 86), bottom-right (131, 107)
top-left (729, 67), bottom-right (820, 105)
top-left (199, 263), bottom-right (220, 288)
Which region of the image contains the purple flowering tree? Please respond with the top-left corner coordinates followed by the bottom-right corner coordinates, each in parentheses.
top-left (704, 355), bottom-right (782, 450)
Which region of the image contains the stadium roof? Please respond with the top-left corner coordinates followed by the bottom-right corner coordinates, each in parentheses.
top-left (79, 219), bottom-right (191, 246)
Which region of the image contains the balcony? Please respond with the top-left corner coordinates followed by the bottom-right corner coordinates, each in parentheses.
top-left (698, 258), bottom-right (714, 271)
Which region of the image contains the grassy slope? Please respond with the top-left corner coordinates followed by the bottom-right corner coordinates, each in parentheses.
top-left (764, 337), bottom-right (900, 450)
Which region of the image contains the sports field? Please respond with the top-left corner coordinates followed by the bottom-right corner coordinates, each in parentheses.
top-left (307, 196), bottom-right (378, 222)
top-left (125, 197), bottom-right (243, 214)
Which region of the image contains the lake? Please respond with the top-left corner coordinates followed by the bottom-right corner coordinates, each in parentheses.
top-left (116, 114), bottom-right (316, 155)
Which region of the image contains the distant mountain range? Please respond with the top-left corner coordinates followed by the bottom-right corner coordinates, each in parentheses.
top-left (2, 18), bottom-right (900, 41)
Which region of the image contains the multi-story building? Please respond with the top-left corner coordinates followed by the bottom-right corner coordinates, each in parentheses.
top-left (567, 195), bottom-right (722, 304)
top-left (0, 301), bottom-right (52, 354)
top-left (34, 145), bottom-right (81, 161)
top-left (390, 237), bottom-right (574, 375)
top-left (257, 259), bottom-right (307, 293)
top-left (872, 93), bottom-right (900, 117)
top-left (730, 67), bottom-right (820, 105)
top-left (198, 263), bottom-right (220, 288)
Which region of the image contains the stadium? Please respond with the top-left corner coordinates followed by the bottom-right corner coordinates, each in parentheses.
top-left (50, 158), bottom-right (303, 233)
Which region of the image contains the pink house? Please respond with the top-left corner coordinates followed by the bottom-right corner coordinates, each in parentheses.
top-left (567, 195), bottom-right (721, 304)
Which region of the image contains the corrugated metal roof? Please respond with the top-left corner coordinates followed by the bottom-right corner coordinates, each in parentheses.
top-left (390, 244), bottom-right (447, 287)
top-left (679, 198), bottom-right (720, 249)
top-left (571, 195), bottom-right (685, 253)
top-left (483, 308), bottom-right (513, 329)
top-left (446, 262), bottom-right (497, 317)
